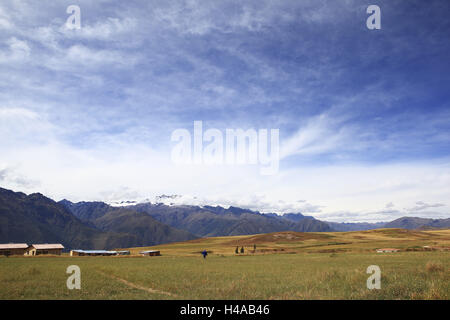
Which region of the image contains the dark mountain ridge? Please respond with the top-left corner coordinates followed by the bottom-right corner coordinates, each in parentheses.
top-left (0, 187), bottom-right (138, 249)
top-left (128, 203), bottom-right (333, 237)
top-left (0, 187), bottom-right (197, 249)
top-left (59, 200), bottom-right (198, 246)
top-left (384, 217), bottom-right (450, 230)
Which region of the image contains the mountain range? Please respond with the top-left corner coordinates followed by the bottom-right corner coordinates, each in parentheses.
top-left (1, 187), bottom-right (449, 250)
top-left (383, 217), bottom-right (450, 230)
top-left (127, 203), bottom-right (332, 237)
top-left (0, 187), bottom-right (196, 249)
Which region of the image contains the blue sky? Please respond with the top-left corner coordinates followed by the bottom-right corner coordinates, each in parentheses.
top-left (0, 0), bottom-right (449, 222)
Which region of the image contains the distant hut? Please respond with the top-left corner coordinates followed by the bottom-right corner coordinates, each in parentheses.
top-left (70, 250), bottom-right (83, 256)
top-left (0, 243), bottom-right (28, 256)
top-left (376, 248), bottom-right (400, 253)
top-left (26, 244), bottom-right (64, 256)
top-left (423, 246), bottom-right (450, 252)
top-left (140, 250), bottom-right (161, 256)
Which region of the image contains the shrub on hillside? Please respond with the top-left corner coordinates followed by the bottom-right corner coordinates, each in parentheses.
top-left (425, 262), bottom-right (444, 273)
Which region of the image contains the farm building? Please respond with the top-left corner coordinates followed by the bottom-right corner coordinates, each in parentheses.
top-left (139, 250), bottom-right (161, 256)
top-left (376, 248), bottom-right (400, 253)
top-left (70, 250), bottom-right (131, 256)
top-left (0, 243), bottom-right (29, 256)
top-left (26, 244), bottom-right (64, 256)
top-left (423, 246), bottom-right (450, 251)
top-left (70, 250), bottom-right (118, 256)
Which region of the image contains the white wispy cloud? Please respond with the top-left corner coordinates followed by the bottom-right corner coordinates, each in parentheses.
top-left (280, 113), bottom-right (354, 159)
top-left (0, 37), bottom-right (30, 63)
top-left (407, 201), bottom-right (446, 212)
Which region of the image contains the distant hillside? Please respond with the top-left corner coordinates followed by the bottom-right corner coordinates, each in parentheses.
top-left (128, 203), bottom-right (333, 237)
top-left (384, 217), bottom-right (450, 230)
top-left (325, 217), bottom-right (450, 231)
top-left (325, 221), bottom-right (387, 232)
top-left (0, 188), bottom-right (138, 249)
top-left (123, 228), bottom-right (450, 258)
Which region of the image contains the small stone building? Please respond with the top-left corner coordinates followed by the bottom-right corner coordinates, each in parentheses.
top-left (139, 250), bottom-right (161, 256)
top-left (0, 243), bottom-right (29, 256)
top-left (376, 248), bottom-right (400, 253)
top-left (26, 244), bottom-right (64, 256)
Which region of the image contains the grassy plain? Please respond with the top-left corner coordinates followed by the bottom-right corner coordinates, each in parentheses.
top-left (0, 229), bottom-right (449, 299)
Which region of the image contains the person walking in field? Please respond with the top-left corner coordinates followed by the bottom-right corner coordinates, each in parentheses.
top-left (202, 250), bottom-right (208, 259)
top-left (235, 246), bottom-right (239, 254)
top-left (240, 246), bottom-right (244, 254)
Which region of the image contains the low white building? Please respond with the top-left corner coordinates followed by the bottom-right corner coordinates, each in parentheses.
top-left (376, 248), bottom-right (400, 253)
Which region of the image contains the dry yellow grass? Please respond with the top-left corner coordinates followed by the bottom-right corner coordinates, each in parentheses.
top-left (426, 262), bottom-right (445, 273)
top-left (0, 228), bottom-right (448, 300)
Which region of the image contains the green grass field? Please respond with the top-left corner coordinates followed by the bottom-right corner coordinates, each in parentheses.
top-left (1, 229), bottom-right (449, 300)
